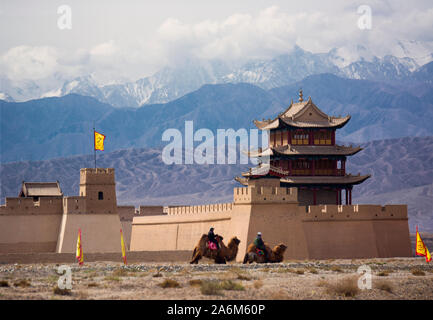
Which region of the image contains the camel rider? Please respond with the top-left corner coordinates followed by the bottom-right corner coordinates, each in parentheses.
top-left (254, 232), bottom-right (268, 258)
top-left (208, 227), bottom-right (220, 250)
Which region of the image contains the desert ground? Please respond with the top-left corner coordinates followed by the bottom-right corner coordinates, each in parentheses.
top-left (0, 257), bottom-right (432, 300)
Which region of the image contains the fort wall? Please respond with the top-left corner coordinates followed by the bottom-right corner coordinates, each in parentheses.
top-left (118, 205), bottom-right (136, 250)
top-left (0, 197), bottom-right (64, 253)
top-left (139, 206), bottom-right (166, 216)
top-left (130, 187), bottom-right (412, 261)
top-left (56, 168), bottom-right (123, 253)
top-left (130, 211), bottom-right (233, 251)
top-left (0, 170), bottom-right (412, 261)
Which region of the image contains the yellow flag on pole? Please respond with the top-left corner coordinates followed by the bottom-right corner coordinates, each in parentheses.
top-left (94, 131), bottom-right (106, 151)
top-left (120, 229), bottom-right (127, 265)
top-left (416, 226), bottom-right (431, 263)
top-left (76, 228), bottom-right (84, 266)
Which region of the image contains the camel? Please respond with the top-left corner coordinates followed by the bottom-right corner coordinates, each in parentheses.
top-left (243, 243), bottom-right (287, 264)
top-left (190, 234), bottom-right (241, 264)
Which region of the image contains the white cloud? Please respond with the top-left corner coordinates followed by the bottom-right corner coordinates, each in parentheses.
top-left (0, 2), bottom-right (432, 88)
top-left (1, 46), bottom-right (59, 81)
top-left (90, 40), bottom-right (118, 56)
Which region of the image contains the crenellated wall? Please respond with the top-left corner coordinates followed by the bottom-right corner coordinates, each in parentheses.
top-left (56, 168), bottom-right (122, 254)
top-left (0, 197), bottom-right (63, 215)
top-left (130, 186), bottom-right (412, 261)
top-left (233, 186), bottom-right (298, 204)
top-left (0, 168), bottom-right (124, 254)
top-left (0, 197), bottom-right (64, 253)
top-left (0, 170), bottom-right (412, 260)
top-left (166, 203), bottom-right (233, 215)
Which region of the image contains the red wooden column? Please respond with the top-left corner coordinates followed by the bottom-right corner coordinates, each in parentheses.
top-left (281, 130), bottom-right (284, 146)
top-left (312, 159), bottom-right (315, 176)
top-left (334, 160), bottom-right (338, 176)
top-left (349, 188), bottom-right (352, 205)
top-left (345, 188), bottom-right (348, 205)
top-left (288, 130), bottom-right (291, 145)
top-left (313, 189), bottom-right (317, 205)
top-left (289, 159), bottom-right (292, 175)
top-left (342, 159), bottom-right (346, 175)
top-left (331, 130), bottom-right (335, 145)
top-left (336, 189), bottom-right (339, 205)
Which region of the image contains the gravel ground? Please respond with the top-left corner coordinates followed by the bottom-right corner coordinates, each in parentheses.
top-left (0, 257), bottom-right (432, 300)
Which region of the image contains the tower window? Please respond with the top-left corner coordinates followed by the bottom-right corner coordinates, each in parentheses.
top-left (98, 191), bottom-right (104, 200)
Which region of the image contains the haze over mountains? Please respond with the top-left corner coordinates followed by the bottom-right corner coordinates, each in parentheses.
top-left (1, 70), bottom-right (433, 163)
top-left (1, 42), bottom-right (432, 107)
top-left (1, 136), bottom-right (432, 232)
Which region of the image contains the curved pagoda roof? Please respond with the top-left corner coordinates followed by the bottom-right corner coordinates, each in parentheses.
top-left (254, 93), bottom-right (350, 130)
top-left (247, 144), bottom-right (362, 158)
top-left (236, 171), bottom-right (370, 186)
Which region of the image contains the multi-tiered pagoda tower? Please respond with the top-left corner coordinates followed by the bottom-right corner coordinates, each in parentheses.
top-left (236, 90), bottom-right (370, 206)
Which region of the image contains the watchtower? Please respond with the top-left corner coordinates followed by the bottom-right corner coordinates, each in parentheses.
top-left (79, 168), bottom-right (117, 214)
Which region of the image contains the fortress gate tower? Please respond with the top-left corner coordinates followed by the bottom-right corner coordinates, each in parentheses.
top-left (236, 90), bottom-right (370, 206)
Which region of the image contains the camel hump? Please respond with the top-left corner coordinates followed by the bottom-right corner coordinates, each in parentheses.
top-left (246, 243), bottom-right (256, 253)
top-left (200, 234), bottom-right (208, 241)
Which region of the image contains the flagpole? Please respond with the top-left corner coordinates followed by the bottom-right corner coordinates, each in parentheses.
top-left (93, 121), bottom-right (96, 169)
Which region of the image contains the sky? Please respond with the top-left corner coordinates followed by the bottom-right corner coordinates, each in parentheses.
top-left (0, 0), bottom-right (432, 86)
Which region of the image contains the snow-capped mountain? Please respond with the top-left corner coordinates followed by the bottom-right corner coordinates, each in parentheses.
top-left (0, 92), bottom-right (14, 102)
top-left (2, 41), bottom-right (432, 107)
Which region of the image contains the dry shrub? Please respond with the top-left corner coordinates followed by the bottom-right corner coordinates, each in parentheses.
top-left (377, 271), bottom-right (390, 277)
top-left (87, 282), bottom-right (99, 288)
top-left (375, 280), bottom-right (393, 293)
top-left (158, 279), bottom-right (180, 288)
top-left (316, 279), bottom-right (329, 287)
top-left (220, 280), bottom-right (245, 291)
top-left (104, 275), bottom-right (121, 282)
top-left (330, 266), bottom-right (343, 273)
top-left (112, 268), bottom-right (129, 277)
top-left (268, 289), bottom-right (291, 300)
top-left (14, 279), bottom-right (30, 288)
top-left (237, 274), bottom-right (252, 281)
top-left (295, 269), bottom-right (305, 275)
top-left (253, 280), bottom-right (263, 289)
top-left (411, 269), bottom-right (426, 276)
top-left (327, 277), bottom-right (359, 298)
top-left (276, 268), bottom-right (291, 273)
top-left (188, 279), bottom-right (203, 287)
top-left (308, 268), bottom-right (318, 274)
top-left (0, 280), bottom-right (9, 287)
top-left (153, 272), bottom-right (163, 278)
top-left (53, 286), bottom-right (71, 296)
top-left (199, 280), bottom-right (244, 295)
top-left (200, 281), bottom-right (223, 296)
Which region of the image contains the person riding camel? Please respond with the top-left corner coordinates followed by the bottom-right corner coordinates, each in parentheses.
top-left (207, 227), bottom-right (220, 250)
top-left (253, 232), bottom-right (269, 260)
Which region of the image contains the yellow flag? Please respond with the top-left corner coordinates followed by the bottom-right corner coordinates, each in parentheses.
top-left (416, 226), bottom-right (431, 263)
top-left (76, 228), bottom-right (84, 265)
top-left (120, 229), bottom-right (127, 265)
top-left (94, 131), bottom-right (106, 151)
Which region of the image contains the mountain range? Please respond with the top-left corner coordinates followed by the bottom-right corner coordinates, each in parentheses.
top-left (1, 71), bottom-right (433, 163)
top-left (1, 136), bottom-right (432, 233)
top-left (1, 41), bottom-right (432, 107)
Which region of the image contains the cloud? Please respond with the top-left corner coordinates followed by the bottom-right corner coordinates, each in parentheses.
top-left (1, 46), bottom-right (59, 81)
top-left (90, 40), bottom-right (118, 57)
top-left (0, 2), bottom-right (432, 88)
top-left (156, 6), bottom-right (298, 62)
